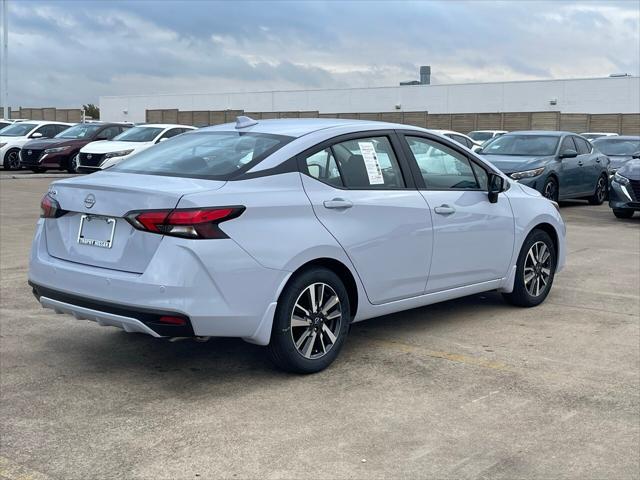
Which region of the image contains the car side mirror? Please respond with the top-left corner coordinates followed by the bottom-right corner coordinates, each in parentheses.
top-left (488, 173), bottom-right (504, 204)
top-left (559, 149), bottom-right (578, 159)
top-left (632, 151), bottom-right (640, 159)
top-left (30, 132), bottom-right (43, 139)
top-left (157, 137), bottom-right (168, 143)
top-left (475, 147), bottom-right (483, 154)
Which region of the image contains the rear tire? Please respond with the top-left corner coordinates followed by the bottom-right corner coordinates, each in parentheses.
top-left (3, 149), bottom-right (20, 170)
top-left (267, 267), bottom-right (350, 374)
top-left (542, 177), bottom-right (558, 202)
top-left (588, 174), bottom-right (608, 205)
top-left (30, 168), bottom-right (46, 173)
top-left (613, 209), bottom-right (634, 219)
top-left (502, 229), bottom-right (557, 308)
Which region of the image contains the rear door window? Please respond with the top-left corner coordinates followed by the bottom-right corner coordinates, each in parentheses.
top-left (303, 136), bottom-right (405, 189)
top-left (560, 136), bottom-right (577, 154)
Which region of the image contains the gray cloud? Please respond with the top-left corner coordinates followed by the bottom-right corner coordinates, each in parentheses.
top-left (5, 0), bottom-right (639, 107)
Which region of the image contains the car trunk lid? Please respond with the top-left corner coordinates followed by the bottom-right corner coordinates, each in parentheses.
top-left (44, 171), bottom-right (226, 273)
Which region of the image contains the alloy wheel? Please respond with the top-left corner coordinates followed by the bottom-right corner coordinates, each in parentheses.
top-left (595, 177), bottom-right (606, 203)
top-left (290, 282), bottom-right (342, 360)
top-left (524, 241), bottom-right (552, 297)
top-left (543, 180), bottom-right (556, 201)
top-left (8, 151), bottom-right (19, 170)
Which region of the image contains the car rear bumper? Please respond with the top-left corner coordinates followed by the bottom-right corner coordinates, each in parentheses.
top-left (28, 220), bottom-right (290, 344)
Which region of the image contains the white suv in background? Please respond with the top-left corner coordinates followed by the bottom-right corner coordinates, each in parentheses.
top-left (468, 130), bottom-right (508, 145)
top-left (1, 121), bottom-right (73, 170)
top-left (428, 129), bottom-right (484, 152)
top-left (77, 124), bottom-right (196, 172)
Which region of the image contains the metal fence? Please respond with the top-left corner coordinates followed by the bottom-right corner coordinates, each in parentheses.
top-left (145, 109), bottom-right (640, 135)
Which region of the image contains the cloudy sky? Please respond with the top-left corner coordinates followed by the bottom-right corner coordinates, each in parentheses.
top-left (5, 0), bottom-right (640, 107)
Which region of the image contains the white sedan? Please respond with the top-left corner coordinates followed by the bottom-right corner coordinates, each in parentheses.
top-left (30, 118), bottom-right (565, 373)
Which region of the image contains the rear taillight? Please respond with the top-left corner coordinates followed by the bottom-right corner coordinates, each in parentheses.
top-left (124, 206), bottom-right (244, 239)
top-left (40, 194), bottom-right (67, 219)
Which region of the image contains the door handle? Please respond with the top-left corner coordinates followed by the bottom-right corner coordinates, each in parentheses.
top-left (434, 204), bottom-right (456, 215)
top-left (323, 198), bottom-right (353, 209)
top-left (595, 158), bottom-right (601, 163)
top-left (577, 161), bottom-right (584, 166)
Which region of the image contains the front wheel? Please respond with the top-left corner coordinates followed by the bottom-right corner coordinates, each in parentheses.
top-left (613, 209), bottom-right (634, 219)
top-left (30, 168), bottom-right (46, 173)
top-left (3, 149), bottom-right (21, 170)
top-left (542, 177), bottom-right (558, 202)
top-left (502, 229), bottom-right (557, 308)
top-left (267, 267), bottom-right (350, 373)
top-left (67, 154), bottom-right (80, 173)
top-left (588, 175), bottom-right (608, 205)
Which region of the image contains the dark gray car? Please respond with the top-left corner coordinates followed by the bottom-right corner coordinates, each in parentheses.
top-left (609, 158), bottom-right (640, 218)
top-left (592, 136), bottom-right (640, 174)
top-left (478, 131), bottom-right (610, 204)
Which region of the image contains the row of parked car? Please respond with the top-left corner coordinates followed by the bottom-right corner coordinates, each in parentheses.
top-left (0, 119), bottom-right (195, 173)
top-left (1, 118), bottom-right (639, 218)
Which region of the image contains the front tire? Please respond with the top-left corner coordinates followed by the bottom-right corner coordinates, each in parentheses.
top-left (67, 154), bottom-right (80, 173)
top-left (502, 229), bottom-right (557, 308)
top-left (542, 177), bottom-right (558, 202)
top-left (3, 149), bottom-right (21, 170)
top-left (30, 167), bottom-right (46, 173)
top-left (588, 174), bottom-right (608, 205)
top-left (613, 209), bottom-right (634, 219)
top-left (268, 267), bottom-right (350, 373)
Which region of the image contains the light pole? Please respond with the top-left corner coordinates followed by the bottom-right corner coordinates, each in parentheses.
top-left (1, 0), bottom-right (8, 120)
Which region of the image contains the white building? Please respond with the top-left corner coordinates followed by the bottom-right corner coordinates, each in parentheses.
top-left (100, 76), bottom-right (640, 124)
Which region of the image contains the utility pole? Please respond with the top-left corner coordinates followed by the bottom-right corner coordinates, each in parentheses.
top-left (1, 0), bottom-right (8, 120)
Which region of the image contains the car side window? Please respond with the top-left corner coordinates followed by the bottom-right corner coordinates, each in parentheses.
top-left (560, 136), bottom-right (577, 153)
top-left (99, 126), bottom-right (121, 140)
top-left (574, 136), bottom-right (591, 155)
top-left (160, 128), bottom-right (183, 141)
top-left (304, 136), bottom-right (405, 189)
top-left (406, 136), bottom-right (480, 190)
top-left (35, 125), bottom-right (54, 138)
top-left (55, 125), bottom-right (69, 135)
top-left (305, 148), bottom-right (344, 188)
top-left (470, 162), bottom-right (489, 190)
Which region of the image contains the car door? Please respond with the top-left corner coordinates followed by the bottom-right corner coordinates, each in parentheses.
top-left (573, 135), bottom-right (600, 193)
top-left (400, 133), bottom-right (515, 293)
top-left (299, 132), bottom-right (433, 304)
top-left (557, 136), bottom-right (582, 197)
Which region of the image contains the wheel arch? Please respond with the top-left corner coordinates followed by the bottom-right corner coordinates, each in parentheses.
top-left (531, 222), bottom-right (559, 255)
top-left (284, 257), bottom-right (359, 319)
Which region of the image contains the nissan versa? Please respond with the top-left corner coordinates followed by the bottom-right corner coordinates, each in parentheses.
top-left (29, 118), bottom-right (566, 373)
top-left (479, 131), bottom-right (609, 203)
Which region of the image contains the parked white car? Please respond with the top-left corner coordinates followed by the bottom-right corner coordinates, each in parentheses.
top-left (1, 121), bottom-right (73, 170)
top-left (468, 130), bottom-right (508, 145)
top-left (77, 124), bottom-right (196, 172)
top-left (428, 129), bottom-right (484, 152)
top-left (30, 117), bottom-right (566, 373)
top-left (580, 132), bottom-right (619, 142)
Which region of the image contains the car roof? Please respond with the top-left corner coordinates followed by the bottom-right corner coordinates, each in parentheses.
top-left (135, 123), bottom-right (195, 129)
top-left (13, 120), bottom-right (73, 126)
top-left (593, 135), bottom-right (639, 141)
top-left (197, 118), bottom-right (428, 138)
top-left (503, 130), bottom-right (570, 137)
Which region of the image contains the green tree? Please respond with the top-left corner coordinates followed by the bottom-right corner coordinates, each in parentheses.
top-left (82, 104), bottom-right (100, 120)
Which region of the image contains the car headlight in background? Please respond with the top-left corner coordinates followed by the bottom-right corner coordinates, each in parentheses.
top-left (104, 149), bottom-right (134, 159)
top-left (44, 146), bottom-right (70, 154)
top-left (613, 172), bottom-right (630, 186)
top-left (510, 167), bottom-right (545, 180)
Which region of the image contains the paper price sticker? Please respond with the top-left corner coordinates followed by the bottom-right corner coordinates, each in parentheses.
top-left (358, 141), bottom-right (384, 185)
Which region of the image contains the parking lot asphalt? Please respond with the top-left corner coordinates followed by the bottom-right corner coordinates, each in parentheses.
top-left (1, 174), bottom-right (638, 480)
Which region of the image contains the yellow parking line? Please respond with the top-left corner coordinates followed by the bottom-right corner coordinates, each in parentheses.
top-left (0, 456), bottom-right (52, 480)
top-left (359, 336), bottom-right (510, 371)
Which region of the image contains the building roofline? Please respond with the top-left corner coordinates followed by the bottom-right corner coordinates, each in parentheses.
top-left (99, 75), bottom-right (639, 100)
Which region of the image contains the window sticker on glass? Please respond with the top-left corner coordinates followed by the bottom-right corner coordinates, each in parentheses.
top-left (358, 142), bottom-right (384, 185)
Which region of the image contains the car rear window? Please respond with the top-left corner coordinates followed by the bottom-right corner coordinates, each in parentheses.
top-left (112, 131), bottom-right (293, 179)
